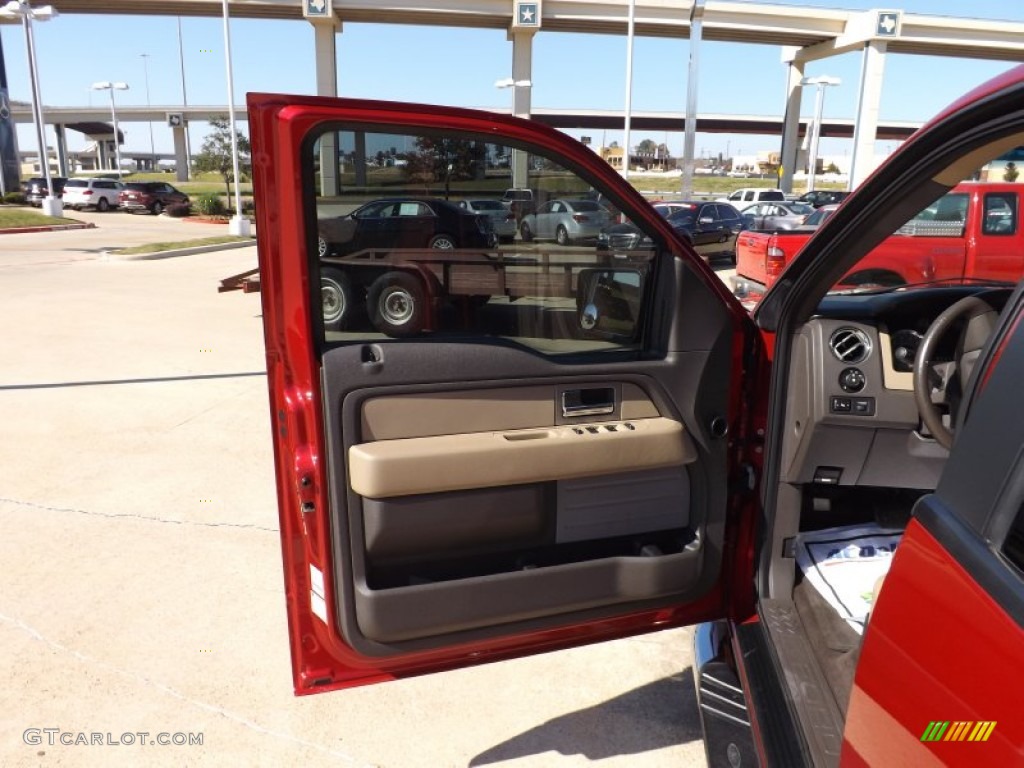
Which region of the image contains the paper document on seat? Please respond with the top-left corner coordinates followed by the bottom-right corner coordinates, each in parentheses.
top-left (794, 524), bottom-right (903, 635)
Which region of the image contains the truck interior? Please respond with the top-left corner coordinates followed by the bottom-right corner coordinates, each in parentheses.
top-left (753, 127), bottom-right (1024, 763)
top-left (258, 85), bottom-right (1023, 714)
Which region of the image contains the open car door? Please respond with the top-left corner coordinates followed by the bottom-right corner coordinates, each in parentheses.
top-left (248, 94), bottom-right (764, 694)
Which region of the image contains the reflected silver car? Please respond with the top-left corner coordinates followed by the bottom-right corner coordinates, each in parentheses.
top-left (519, 199), bottom-right (610, 245)
top-left (458, 199), bottom-right (518, 243)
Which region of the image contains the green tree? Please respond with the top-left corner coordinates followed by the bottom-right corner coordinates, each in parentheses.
top-left (826, 162), bottom-right (841, 174)
top-left (1004, 161), bottom-right (1019, 182)
top-left (637, 138), bottom-right (658, 154)
top-left (409, 137), bottom-right (486, 197)
top-left (192, 117), bottom-right (252, 200)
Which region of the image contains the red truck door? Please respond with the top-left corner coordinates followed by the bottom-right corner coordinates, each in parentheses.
top-left (841, 288), bottom-right (1024, 766)
top-left (248, 93), bottom-right (763, 695)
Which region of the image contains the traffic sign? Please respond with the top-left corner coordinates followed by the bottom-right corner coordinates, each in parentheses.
top-left (304, 0), bottom-right (332, 19)
top-left (166, 113), bottom-right (184, 128)
top-left (513, 1), bottom-right (541, 28)
top-left (876, 10), bottom-right (901, 37)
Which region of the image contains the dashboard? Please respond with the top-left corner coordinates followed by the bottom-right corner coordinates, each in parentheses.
top-left (780, 286), bottom-right (1011, 491)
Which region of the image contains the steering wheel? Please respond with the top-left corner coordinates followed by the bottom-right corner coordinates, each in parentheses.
top-left (913, 296), bottom-right (999, 449)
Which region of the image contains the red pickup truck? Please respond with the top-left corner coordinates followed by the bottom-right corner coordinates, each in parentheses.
top-left (732, 182), bottom-right (1024, 304)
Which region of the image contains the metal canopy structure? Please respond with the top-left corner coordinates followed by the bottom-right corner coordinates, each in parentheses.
top-left (6, 1), bottom-right (1023, 187)
top-left (7, 102), bottom-right (922, 141)
top-left (27, 0), bottom-right (1024, 61)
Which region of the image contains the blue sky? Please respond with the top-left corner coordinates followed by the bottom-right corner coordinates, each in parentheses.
top-left (1, 0), bottom-right (1021, 163)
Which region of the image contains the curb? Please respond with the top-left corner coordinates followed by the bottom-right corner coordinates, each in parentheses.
top-left (105, 239), bottom-right (257, 261)
top-left (0, 222), bottom-right (96, 235)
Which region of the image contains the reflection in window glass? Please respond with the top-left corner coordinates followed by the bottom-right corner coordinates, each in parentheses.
top-left (309, 128), bottom-right (653, 354)
top-left (897, 193), bottom-right (968, 236)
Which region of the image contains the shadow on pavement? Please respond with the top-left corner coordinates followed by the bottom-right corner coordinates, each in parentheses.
top-left (469, 668), bottom-right (703, 766)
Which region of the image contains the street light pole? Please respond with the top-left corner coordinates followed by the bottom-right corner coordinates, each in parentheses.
top-left (91, 81), bottom-right (128, 178)
top-left (622, 0), bottom-right (636, 180)
top-left (141, 53), bottom-right (156, 170)
top-left (0, 1), bottom-right (61, 216)
top-left (495, 77), bottom-right (532, 189)
top-left (800, 75), bottom-right (841, 193)
top-left (680, 0), bottom-right (706, 200)
top-left (176, 17), bottom-right (192, 175)
top-left (221, 0), bottom-right (250, 236)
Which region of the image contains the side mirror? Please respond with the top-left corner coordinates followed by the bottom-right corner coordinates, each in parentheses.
top-left (575, 268), bottom-right (645, 339)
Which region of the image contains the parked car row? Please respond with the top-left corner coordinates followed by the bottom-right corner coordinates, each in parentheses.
top-left (314, 189), bottom-right (844, 269)
top-left (18, 177), bottom-right (190, 215)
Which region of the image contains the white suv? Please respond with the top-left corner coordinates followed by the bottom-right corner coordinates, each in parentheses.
top-left (62, 178), bottom-right (123, 212)
top-left (715, 187), bottom-right (785, 211)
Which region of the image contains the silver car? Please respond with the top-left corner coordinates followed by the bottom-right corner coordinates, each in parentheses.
top-left (458, 199), bottom-right (518, 243)
top-left (520, 199), bottom-right (610, 245)
top-left (741, 201), bottom-right (814, 231)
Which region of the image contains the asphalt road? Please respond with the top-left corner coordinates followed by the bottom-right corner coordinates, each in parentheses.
top-left (0, 213), bottom-right (711, 768)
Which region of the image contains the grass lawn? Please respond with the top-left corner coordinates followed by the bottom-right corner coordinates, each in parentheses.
top-left (111, 235), bottom-right (254, 256)
top-left (627, 175), bottom-right (847, 196)
top-left (0, 208), bottom-right (85, 229)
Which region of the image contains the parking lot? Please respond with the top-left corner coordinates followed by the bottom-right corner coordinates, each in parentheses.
top-left (0, 218), bottom-right (709, 768)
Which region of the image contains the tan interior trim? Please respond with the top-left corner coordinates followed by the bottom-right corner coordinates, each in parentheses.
top-left (878, 329), bottom-right (913, 391)
top-left (621, 383), bottom-right (661, 420)
top-left (933, 134), bottom-right (1024, 186)
top-left (360, 383), bottom-right (662, 441)
top-left (349, 417), bottom-right (694, 499)
top-left (361, 386), bottom-right (556, 441)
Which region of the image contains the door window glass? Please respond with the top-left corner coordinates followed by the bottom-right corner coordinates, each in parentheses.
top-left (308, 127), bottom-right (654, 354)
top-left (983, 193), bottom-right (1017, 235)
top-left (1003, 501), bottom-right (1024, 576)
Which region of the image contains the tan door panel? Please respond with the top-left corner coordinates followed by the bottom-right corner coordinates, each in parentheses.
top-left (349, 417), bottom-right (694, 499)
top-left (360, 383), bottom-right (662, 441)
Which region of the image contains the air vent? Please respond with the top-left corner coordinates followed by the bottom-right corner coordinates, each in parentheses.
top-left (829, 327), bottom-right (872, 364)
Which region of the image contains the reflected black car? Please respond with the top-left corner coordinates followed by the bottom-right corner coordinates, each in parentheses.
top-left (600, 201), bottom-right (742, 262)
top-left (317, 197), bottom-right (497, 257)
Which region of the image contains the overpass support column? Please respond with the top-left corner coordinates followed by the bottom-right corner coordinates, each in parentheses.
top-left (54, 124), bottom-right (68, 177)
top-left (849, 41), bottom-right (887, 190)
top-left (779, 53), bottom-right (804, 194)
top-left (508, 29), bottom-right (535, 189)
top-left (313, 18), bottom-right (341, 197)
top-left (173, 124), bottom-right (189, 182)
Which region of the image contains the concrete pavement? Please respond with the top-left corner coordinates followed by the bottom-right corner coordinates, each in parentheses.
top-left (0, 222), bottom-right (709, 768)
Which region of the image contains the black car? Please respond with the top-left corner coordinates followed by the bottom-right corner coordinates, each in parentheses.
top-left (795, 189), bottom-right (850, 208)
top-left (316, 197), bottom-right (498, 257)
top-left (23, 176), bottom-right (68, 206)
top-left (599, 201), bottom-right (744, 262)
